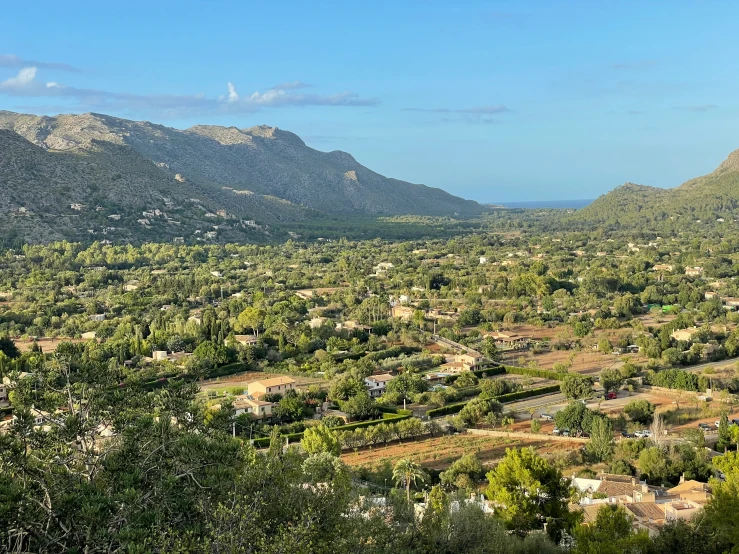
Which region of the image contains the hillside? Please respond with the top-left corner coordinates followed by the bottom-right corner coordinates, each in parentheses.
top-left (0, 111), bottom-right (483, 239)
top-left (571, 149), bottom-right (739, 230)
top-left (0, 129), bottom-right (300, 245)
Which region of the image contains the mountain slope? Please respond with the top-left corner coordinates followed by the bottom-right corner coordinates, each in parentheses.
top-left (571, 150), bottom-right (739, 229)
top-left (0, 129), bottom-right (279, 244)
top-left (0, 111), bottom-right (483, 220)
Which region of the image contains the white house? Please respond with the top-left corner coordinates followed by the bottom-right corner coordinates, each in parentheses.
top-left (365, 373), bottom-right (394, 397)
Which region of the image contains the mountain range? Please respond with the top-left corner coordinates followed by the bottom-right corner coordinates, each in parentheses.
top-left (0, 111), bottom-right (483, 244)
top-left (572, 148), bottom-right (739, 230)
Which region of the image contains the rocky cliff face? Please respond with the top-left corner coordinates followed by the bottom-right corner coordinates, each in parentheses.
top-left (0, 111), bottom-right (483, 220)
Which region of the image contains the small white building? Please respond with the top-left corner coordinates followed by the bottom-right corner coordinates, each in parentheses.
top-left (365, 373), bottom-right (394, 397)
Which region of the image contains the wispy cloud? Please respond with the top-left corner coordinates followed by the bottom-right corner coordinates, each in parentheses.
top-left (272, 81), bottom-right (311, 91)
top-left (403, 105), bottom-right (511, 114)
top-left (606, 109), bottom-right (646, 116)
top-left (672, 104), bottom-right (717, 112)
top-left (0, 54), bottom-right (80, 73)
top-left (611, 60), bottom-right (657, 70)
top-left (402, 104), bottom-right (511, 124)
top-left (0, 66), bottom-right (378, 117)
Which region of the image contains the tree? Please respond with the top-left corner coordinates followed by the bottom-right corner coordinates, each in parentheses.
top-left (341, 392), bottom-right (378, 421)
top-left (717, 412), bottom-right (731, 452)
top-left (439, 453), bottom-right (483, 490)
top-left (600, 368), bottom-right (624, 393)
top-left (624, 399), bottom-right (655, 425)
top-left (530, 418), bottom-right (542, 433)
top-left (386, 371), bottom-right (428, 402)
top-left (598, 337), bottom-right (613, 354)
top-left (236, 306), bottom-right (265, 337)
top-left (586, 417), bottom-right (614, 462)
top-left (329, 375), bottom-right (364, 402)
top-left (453, 371), bottom-right (479, 389)
top-left (301, 424), bottom-right (340, 456)
top-left (554, 401), bottom-right (604, 437)
top-left (393, 458), bottom-right (428, 501)
top-left (573, 505), bottom-right (652, 554)
top-left (0, 335), bottom-right (20, 359)
top-left (275, 391), bottom-right (308, 423)
top-left (560, 375), bottom-right (593, 400)
top-left (480, 337), bottom-right (499, 360)
top-left (638, 446), bottom-right (668, 483)
top-left (485, 447), bottom-right (578, 541)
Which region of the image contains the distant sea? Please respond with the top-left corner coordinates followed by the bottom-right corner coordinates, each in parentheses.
top-left (492, 199), bottom-right (593, 209)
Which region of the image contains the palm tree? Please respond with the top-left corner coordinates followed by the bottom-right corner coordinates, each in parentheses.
top-left (393, 459), bottom-right (427, 501)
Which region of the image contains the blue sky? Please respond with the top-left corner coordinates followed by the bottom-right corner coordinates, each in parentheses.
top-left (1, 0), bottom-right (738, 202)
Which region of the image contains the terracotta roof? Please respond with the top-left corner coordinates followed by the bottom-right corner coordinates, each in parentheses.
top-left (250, 376), bottom-right (296, 388)
top-left (570, 503), bottom-right (604, 524)
top-left (597, 480), bottom-right (638, 497)
top-left (367, 373), bottom-right (394, 383)
top-left (667, 480), bottom-right (711, 494)
top-left (596, 473), bottom-right (638, 483)
top-left (624, 503), bottom-right (665, 521)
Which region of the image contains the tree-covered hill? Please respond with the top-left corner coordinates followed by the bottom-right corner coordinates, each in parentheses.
top-left (570, 149), bottom-right (739, 231)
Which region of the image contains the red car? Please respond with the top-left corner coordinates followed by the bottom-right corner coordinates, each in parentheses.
top-left (606, 392), bottom-right (617, 400)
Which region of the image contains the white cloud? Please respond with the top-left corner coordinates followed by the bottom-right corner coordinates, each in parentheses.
top-left (0, 67), bottom-right (38, 90)
top-left (0, 66), bottom-right (379, 117)
top-left (227, 82), bottom-right (239, 102)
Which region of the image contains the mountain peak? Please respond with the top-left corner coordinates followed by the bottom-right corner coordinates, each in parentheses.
top-left (716, 147), bottom-right (739, 173)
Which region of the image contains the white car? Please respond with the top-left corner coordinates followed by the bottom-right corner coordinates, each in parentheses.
top-left (540, 413), bottom-right (554, 421)
top-left (715, 420), bottom-right (721, 429)
top-left (634, 430), bottom-right (652, 438)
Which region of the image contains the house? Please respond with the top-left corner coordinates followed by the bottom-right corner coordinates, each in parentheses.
top-left (446, 353), bottom-right (483, 369)
top-left (123, 282), bottom-right (139, 292)
top-left (152, 351), bottom-right (168, 361)
top-left (336, 320), bottom-right (372, 332)
top-left (89, 314), bottom-right (106, 322)
top-left (230, 334), bottom-right (259, 346)
top-left (232, 396), bottom-right (274, 419)
top-left (365, 373), bottom-right (394, 397)
top-left (173, 237), bottom-right (185, 244)
top-left (485, 331), bottom-right (531, 350)
top-left (670, 327), bottom-right (701, 342)
top-left (479, 256), bottom-right (488, 264)
top-left (0, 383), bottom-right (8, 404)
top-left (248, 376), bottom-right (296, 399)
top-left (391, 305), bottom-right (415, 322)
top-left (309, 317), bottom-right (329, 329)
top-left (685, 266), bottom-right (703, 277)
top-left (440, 361), bottom-right (473, 374)
top-left (70, 203), bottom-right (83, 211)
top-left (652, 264), bottom-right (674, 272)
top-left (108, 214), bottom-right (121, 221)
top-left (81, 331), bottom-right (97, 340)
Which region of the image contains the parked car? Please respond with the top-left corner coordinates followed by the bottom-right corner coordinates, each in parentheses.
top-left (553, 427), bottom-right (560, 435)
top-left (634, 430), bottom-right (652, 438)
top-left (732, 419), bottom-right (739, 426)
top-left (698, 423), bottom-right (711, 431)
top-left (621, 431), bottom-right (634, 438)
top-left (715, 420), bottom-right (721, 429)
top-left (606, 391), bottom-right (617, 400)
top-left (540, 413), bottom-right (554, 421)
top-left (578, 399), bottom-right (587, 405)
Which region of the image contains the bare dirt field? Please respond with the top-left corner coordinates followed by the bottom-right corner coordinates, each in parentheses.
top-left (502, 349), bottom-right (622, 375)
top-left (14, 337), bottom-right (86, 353)
top-left (199, 371), bottom-right (325, 393)
top-left (342, 433), bottom-right (583, 472)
